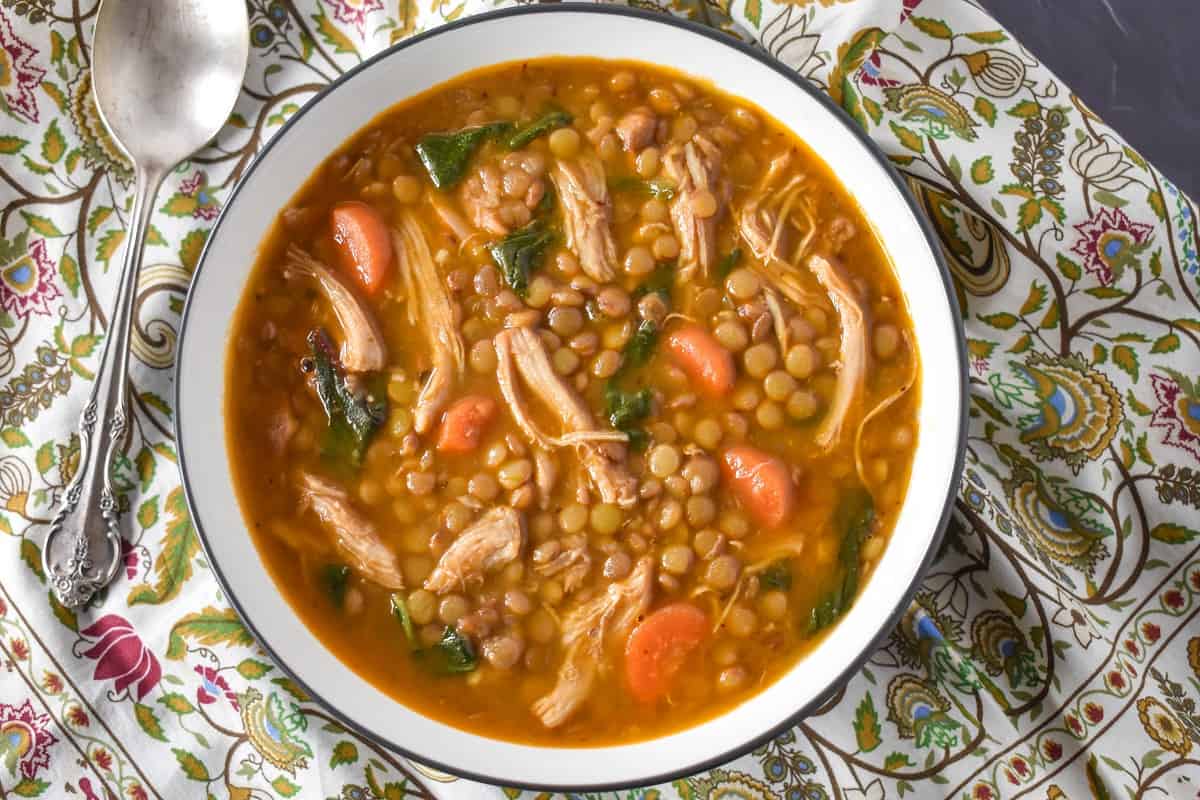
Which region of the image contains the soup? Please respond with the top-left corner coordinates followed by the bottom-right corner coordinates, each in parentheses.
top-left (225, 58), bottom-right (919, 746)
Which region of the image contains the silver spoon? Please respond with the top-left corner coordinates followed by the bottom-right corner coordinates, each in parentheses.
top-left (44, 0), bottom-right (249, 607)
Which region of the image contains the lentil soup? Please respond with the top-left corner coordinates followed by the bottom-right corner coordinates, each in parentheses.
top-left (225, 57), bottom-right (919, 745)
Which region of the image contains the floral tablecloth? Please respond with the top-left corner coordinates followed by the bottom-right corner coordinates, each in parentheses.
top-left (2, 0), bottom-right (1199, 798)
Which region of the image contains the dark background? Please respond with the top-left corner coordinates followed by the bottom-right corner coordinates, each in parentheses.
top-left (979, 0), bottom-right (1198, 199)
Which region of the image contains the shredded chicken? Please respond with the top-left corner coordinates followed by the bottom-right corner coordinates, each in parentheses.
top-left (428, 192), bottom-right (474, 242)
top-left (549, 154), bottom-right (619, 282)
top-left (425, 507), bottom-right (525, 594)
top-left (763, 287), bottom-right (789, 358)
top-left (662, 132), bottom-right (729, 281)
top-left (494, 327), bottom-right (637, 508)
top-left (533, 557), bottom-right (654, 727)
top-left (533, 449), bottom-right (558, 510)
top-left (392, 213), bottom-right (465, 434)
top-left (533, 533), bottom-right (592, 593)
top-left (615, 107), bottom-right (657, 152)
top-left (809, 254), bottom-right (869, 452)
top-left (299, 473), bottom-right (404, 590)
top-left (283, 246), bottom-right (386, 372)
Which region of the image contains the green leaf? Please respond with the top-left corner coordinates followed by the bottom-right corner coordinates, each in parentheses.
top-left (1007, 100), bottom-right (1040, 119)
top-left (1019, 282), bottom-right (1047, 316)
top-left (179, 228), bottom-right (209, 272)
top-left (1016, 198), bottom-right (1043, 232)
top-left (49, 590), bottom-right (77, 632)
top-left (271, 777), bottom-right (300, 798)
top-left (1086, 753), bottom-right (1111, 800)
top-left (883, 751), bottom-right (913, 770)
top-left (135, 703), bottom-right (168, 741)
top-left (416, 121), bottom-right (512, 189)
top-left (0, 135), bottom-right (27, 154)
top-left (1150, 249), bottom-right (1163, 277)
top-left (41, 120), bottom-right (66, 163)
top-left (1126, 390), bottom-right (1151, 416)
top-left (863, 96), bottom-right (883, 125)
top-left (313, 11), bottom-right (358, 55)
top-left (35, 441), bottom-right (54, 474)
top-left (20, 539), bottom-right (44, 582)
top-left (948, 155), bottom-right (962, 182)
top-left (128, 487), bottom-right (199, 605)
top-left (488, 219), bottom-right (554, 296)
top-left (911, 16), bottom-right (952, 39)
top-left (59, 252), bottom-right (79, 297)
top-left (1136, 433), bottom-right (1156, 467)
top-left (1086, 286), bottom-right (1125, 299)
top-left (1093, 189), bottom-right (1127, 209)
top-left (159, 692), bottom-right (196, 715)
top-left (21, 211), bottom-right (64, 238)
top-left (1056, 253), bottom-right (1082, 281)
top-left (166, 605), bottom-right (252, 660)
top-left (137, 495), bottom-right (159, 529)
top-left (237, 658), bottom-right (274, 679)
top-left (1152, 333), bottom-right (1180, 353)
top-left (140, 391), bottom-right (173, 418)
top-left (889, 121), bottom-right (924, 154)
top-left (1112, 345), bottom-right (1139, 381)
top-left (146, 224), bottom-right (167, 246)
top-left (173, 748), bottom-right (210, 781)
top-left (1, 428), bottom-right (31, 447)
top-left (331, 740), bottom-right (359, 768)
top-left (970, 156), bottom-right (993, 184)
top-left (997, 589), bottom-right (1026, 618)
top-left (87, 206), bottom-right (112, 234)
top-left (153, 442), bottom-right (178, 463)
top-left (22, 156), bottom-right (51, 175)
top-left (979, 312), bottom-right (1019, 330)
top-left (1147, 189), bottom-right (1166, 221)
top-left (974, 96), bottom-right (997, 127)
top-left (161, 193), bottom-right (198, 217)
top-left (70, 334), bottom-right (100, 358)
top-left (1041, 197), bottom-right (1066, 223)
top-left (271, 676), bottom-right (311, 702)
top-left (506, 109), bottom-right (573, 150)
top-left (135, 447), bottom-right (156, 492)
top-left (97, 228), bottom-right (125, 264)
top-left (1007, 332), bottom-right (1032, 353)
top-left (743, 0), bottom-right (761, 26)
top-left (853, 693), bottom-right (882, 752)
top-left (967, 338), bottom-right (995, 360)
top-left (1150, 523), bottom-right (1199, 544)
top-left (965, 30), bottom-right (1008, 43)
top-left (11, 778), bottom-right (50, 797)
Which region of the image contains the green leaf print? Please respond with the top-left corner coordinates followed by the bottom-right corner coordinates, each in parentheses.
top-left (128, 486), bottom-right (199, 605)
top-left (172, 748), bottom-right (210, 781)
top-left (165, 606), bottom-right (253, 659)
top-left (911, 17), bottom-right (953, 39)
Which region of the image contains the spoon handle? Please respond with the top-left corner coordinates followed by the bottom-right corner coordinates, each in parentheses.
top-left (44, 165), bottom-right (164, 608)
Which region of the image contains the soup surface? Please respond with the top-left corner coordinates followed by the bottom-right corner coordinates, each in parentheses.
top-left (226, 58), bottom-right (919, 746)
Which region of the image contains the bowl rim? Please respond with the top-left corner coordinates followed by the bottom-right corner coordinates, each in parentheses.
top-left (175, 3), bottom-right (968, 790)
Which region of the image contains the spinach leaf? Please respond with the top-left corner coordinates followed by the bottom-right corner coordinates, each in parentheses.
top-left (488, 219), bottom-right (555, 296)
top-left (418, 626), bottom-right (478, 675)
top-left (390, 593), bottom-right (418, 650)
top-left (609, 175), bottom-right (677, 200)
top-left (320, 564), bottom-right (351, 608)
top-left (759, 560), bottom-right (793, 591)
top-left (602, 320), bottom-right (660, 449)
top-left (716, 247), bottom-right (743, 280)
top-left (631, 262), bottom-right (675, 304)
top-left (415, 121), bottom-right (513, 189)
top-left (507, 109), bottom-right (573, 150)
top-left (534, 183), bottom-right (556, 217)
top-left (308, 329), bottom-right (387, 467)
top-left (806, 489), bottom-right (876, 635)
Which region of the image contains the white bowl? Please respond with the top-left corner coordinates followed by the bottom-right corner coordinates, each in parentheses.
top-left (176, 5), bottom-right (966, 790)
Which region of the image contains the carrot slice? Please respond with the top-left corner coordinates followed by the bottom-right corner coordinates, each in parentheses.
top-left (331, 201), bottom-right (393, 295)
top-left (435, 395), bottom-right (498, 454)
top-left (625, 603), bottom-right (709, 703)
top-left (721, 445), bottom-right (795, 529)
top-left (664, 324), bottom-right (736, 397)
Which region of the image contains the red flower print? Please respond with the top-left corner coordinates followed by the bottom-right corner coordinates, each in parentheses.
top-left (973, 783), bottom-right (994, 799)
top-left (126, 784), bottom-right (148, 800)
top-left (79, 776), bottom-right (102, 800)
top-left (93, 747), bottom-right (113, 770)
top-left (1142, 622), bottom-right (1162, 643)
top-left (325, 0), bottom-right (383, 35)
top-left (0, 233), bottom-right (61, 321)
top-left (78, 615), bottom-right (162, 701)
top-left (1069, 207), bottom-right (1153, 285)
top-left (1084, 702), bottom-right (1104, 724)
top-left (0, 699), bottom-right (58, 779)
top-left (1125, 639), bottom-right (1142, 657)
top-left (1042, 739), bottom-right (1063, 761)
top-left (1004, 768), bottom-right (1018, 785)
top-left (66, 704), bottom-right (89, 727)
top-left (1191, 570), bottom-right (1200, 592)
top-left (1149, 373), bottom-right (1200, 461)
top-left (194, 665), bottom-right (239, 710)
top-left (0, 9), bottom-right (45, 122)
top-left (41, 671), bottom-right (62, 695)
top-left (10, 637), bottom-right (28, 660)
top-left (1066, 713), bottom-right (1082, 734)
top-left (1011, 756), bottom-right (1030, 777)
top-left (1105, 670), bottom-right (1127, 692)
top-left (900, 0), bottom-right (921, 23)
top-left (1164, 589), bottom-right (1185, 610)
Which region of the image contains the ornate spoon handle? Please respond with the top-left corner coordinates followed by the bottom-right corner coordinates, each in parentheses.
top-left (44, 165), bottom-right (164, 608)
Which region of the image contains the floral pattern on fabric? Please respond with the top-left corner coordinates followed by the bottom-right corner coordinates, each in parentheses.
top-left (1, 0), bottom-right (1199, 798)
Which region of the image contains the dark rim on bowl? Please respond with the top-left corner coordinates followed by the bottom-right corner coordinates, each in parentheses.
top-left (175, 4), bottom-right (969, 791)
